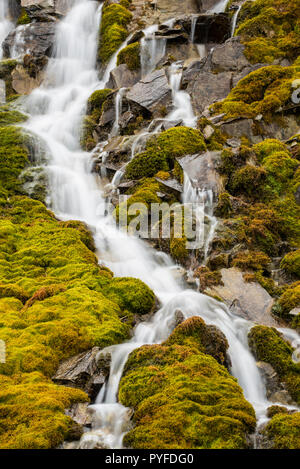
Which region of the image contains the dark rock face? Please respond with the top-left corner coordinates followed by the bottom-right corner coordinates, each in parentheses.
top-left (126, 69), bottom-right (172, 115)
top-left (3, 22), bottom-right (56, 61)
top-left (52, 347), bottom-right (111, 401)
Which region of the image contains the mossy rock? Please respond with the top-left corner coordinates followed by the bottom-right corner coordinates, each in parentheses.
top-left (281, 250), bottom-right (300, 278)
top-left (81, 88), bottom-right (112, 150)
top-left (248, 325), bottom-right (300, 404)
top-left (98, 4), bottom-right (132, 63)
top-left (263, 412), bottom-right (300, 449)
top-left (125, 127), bottom-right (206, 179)
top-left (117, 42), bottom-right (141, 71)
top-left (119, 317), bottom-right (256, 449)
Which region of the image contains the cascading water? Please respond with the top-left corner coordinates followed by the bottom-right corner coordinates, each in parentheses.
top-left (231, 5), bottom-right (242, 37)
top-left (0, 0), bottom-right (14, 59)
top-left (209, 0), bottom-right (230, 13)
top-left (140, 25), bottom-right (166, 78)
top-left (168, 62), bottom-right (197, 128)
top-left (19, 0), bottom-right (299, 450)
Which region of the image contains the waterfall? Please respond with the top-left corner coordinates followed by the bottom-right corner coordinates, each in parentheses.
top-left (208, 0), bottom-right (230, 13)
top-left (0, 0), bottom-right (14, 59)
top-left (140, 24), bottom-right (167, 77)
top-left (167, 62), bottom-right (197, 128)
top-left (231, 5), bottom-right (242, 37)
top-left (20, 0), bottom-right (299, 450)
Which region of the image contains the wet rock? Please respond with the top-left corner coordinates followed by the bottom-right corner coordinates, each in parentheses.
top-left (256, 362), bottom-right (296, 405)
top-left (209, 37), bottom-right (251, 73)
top-left (126, 69), bottom-right (172, 116)
top-left (0, 80), bottom-right (5, 104)
top-left (154, 176), bottom-right (183, 194)
top-left (65, 402), bottom-right (92, 427)
top-left (106, 64), bottom-right (141, 90)
top-left (177, 151), bottom-right (224, 199)
top-left (52, 347), bottom-right (111, 401)
top-left (11, 64), bottom-right (43, 95)
top-left (206, 267), bottom-right (278, 326)
top-left (21, 0), bottom-right (58, 22)
top-left (189, 13), bottom-right (230, 44)
top-left (3, 22), bottom-right (56, 61)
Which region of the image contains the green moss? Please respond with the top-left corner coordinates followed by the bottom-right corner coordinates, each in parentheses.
top-left (281, 250), bottom-right (300, 278)
top-left (263, 412), bottom-right (300, 449)
top-left (125, 127), bottom-right (206, 179)
top-left (212, 65), bottom-right (299, 121)
top-left (102, 277), bottom-right (155, 315)
top-left (81, 88), bottom-right (112, 150)
top-left (17, 8), bottom-right (31, 25)
top-left (215, 192), bottom-right (233, 218)
top-left (194, 267), bottom-right (223, 292)
top-left (236, 0), bottom-right (299, 64)
top-left (231, 250), bottom-right (271, 271)
top-left (0, 372), bottom-right (87, 449)
top-left (117, 42), bottom-right (140, 71)
top-left (98, 4), bottom-right (132, 63)
top-left (248, 325), bottom-right (300, 404)
top-left (277, 282), bottom-right (300, 316)
top-left (119, 317), bottom-right (256, 449)
top-left (231, 165), bottom-right (267, 199)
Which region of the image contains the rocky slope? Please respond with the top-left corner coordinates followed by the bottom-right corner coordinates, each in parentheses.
top-left (0, 0), bottom-right (299, 450)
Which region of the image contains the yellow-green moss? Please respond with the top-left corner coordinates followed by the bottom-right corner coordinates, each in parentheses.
top-left (248, 325), bottom-right (300, 405)
top-left (263, 412), bottom-right (300, 449)
top-left (119, 317), bottom-right (256, 449)
top-left (0, 372), bottom-right (87, 449)
top-left (236, 0), bottom-right (300, 63)
top-left (125, 127), bottom-right (206, 179)
top-left (212, 65), bottom-right (299, 121)
top-left (17, 8), bottom-right (31, 26)
top-left (281, 250), bottom-right (300, 278)
top-left (81, 88), bottom-right (112, 150)
top-left (98, 4), bottom-right (132, 63)
top-left (117, 42), bottom-right (140, 71)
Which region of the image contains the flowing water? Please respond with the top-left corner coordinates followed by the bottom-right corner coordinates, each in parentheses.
top-left (0, 0), bottom-right (14, 59)
top-left (231, 5), bottom-right (242, 37)
top-left (14, 0), bottom-right (299, 449)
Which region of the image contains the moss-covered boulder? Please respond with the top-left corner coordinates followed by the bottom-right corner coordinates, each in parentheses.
top-left (81, 88), bottom-right (112, 150)
top-left (125, 127), bottom-right (206, 179)
top-left (119, 317), bottom-right (256, 449)
top-left (98, 3), bottom-right (132, 64)
top-left (117, 42), bottom-right (140, 71)
top-left (248, 325), bottom-right (300, 404)
top-left (262, 412), bottom-right (300, 449)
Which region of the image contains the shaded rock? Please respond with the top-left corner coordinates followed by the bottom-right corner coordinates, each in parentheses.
top-left (65, 402), bottom-right (92, 427)
top-left (190, 13), bottom-right (230, 44)
top-left (52, 347), bottom-right (111, 401)
top-left (177, 151), bottom-right (224, 199)
top-left (126, 69), bottom-right (172, 116)
top-left (209, 37), bottom-right (251, 73)
top-left (256, 362), bottom-right (296, 405)
top-left (207, 267), bottom-right (277, 326)
top-left (11, 64), bottom-right (43, 95)
top-left (154, 176), bottom-right (183, 194)
top-left (0, 80), bottom-right (5, 104)
top-left (21, 0), bottom-right (58, 22)
top-left (106, 64), bottom-right (140, 90)
top-left (3, 22), bottom-right (55, 61)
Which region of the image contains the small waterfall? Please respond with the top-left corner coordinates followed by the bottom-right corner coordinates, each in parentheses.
top-left (208, 0), bottom-right (230, 13)
top-left (190, 15), bottom-right (198, 43)
top-left (0, 0), bottom-right (14, 59)
top-left (167, 62), bottom-right (197, 127)
top-left (140, 24), bottom-right (166, 77)
top-left (110, 87), bottom-right (126, 137)
top-left (231, 5), bottom-right (242, 37)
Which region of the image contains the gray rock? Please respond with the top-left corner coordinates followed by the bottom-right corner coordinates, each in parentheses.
top-left (207, 267), bottom-right (278, 326)
top-left (65, 402), bottom-right (92, 427)
top-left (177, 151), bottom-right (224, 199)
top-left (126, 69), bottom-right (172, 116)
top-left (107, 64), bottom-right (140, 90)
top-left (21, 0), bottom-right (58, 22)
top-left (3, 22), bottom-right (56, 60)
top-left (52, 347), bottom-right (111, 400)
top-left (0, 80), bottom-right (5, 104)
top-left (209, 37), bottom-right (251, 73)
top-left (186, 70), bottom-right (232, 114)
top-left (154, 177), bottom-right (183, 194)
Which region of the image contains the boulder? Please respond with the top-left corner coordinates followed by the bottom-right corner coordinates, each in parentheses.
top-left (126, 69), bottom-right (172, 116)
top-left (206, 267), bottom-right (278, 326)
top-left (52, 347), bottom-right (111, 401)
top-left (3, 22), bottom-right (56, 61)
top-left (65, 402), bottom-right (92, 427)
top-left (106, 64), bottom-right (140, 90)
top-left (21, 0), bottom-right (58, 22)
top-left (177, 151), bottom-right (224, 198)
top-left (11, 64), bottom-right (43, 95)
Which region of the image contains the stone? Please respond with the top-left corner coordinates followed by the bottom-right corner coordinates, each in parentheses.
top-left (126, 69), bottom-right (172, 116)
top-left (177, 151), bottom-right (224, 198)
top-left (3, 22), bottom-right (56, 61)
top-left (11, 64), bottom-right (43, 95)
top-left (52, 347), bottom-right (111, 400)
top-left (209, 37), bottom-right (251, 73)
top-left (203, 124), bottom-right (215, 140)
top-left (65, 402), bottom-right (92, 427)
top-left (0, 80), bottom-right (5, 104)
top-left (106, 64), bottom-right (140, 90)
top-left (154, 177), bottom-right (183, 194)
top-left (207, 267), bottom-right (278, 326)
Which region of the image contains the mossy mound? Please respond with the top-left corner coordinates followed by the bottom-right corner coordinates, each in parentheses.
top-left (0, 372), bottom-right (87, 449)
top-left (281, 250), bottom-right (300, 278)
top-left (117, 42), bottom-right (141, 71)
top-left (263, 412), bottom-right (300, 449)
top-left (0, 60), bottom-right (19, 101)
top-left (212, 65), bottom-right (299, 121)
top-left (81, 88), bottom-right (112, 150)
top-left (125, 127), bottom-right (206, 179)
top-left (248, 325), bottom-right (300, 404)
top-left (98, 3), bottom-right (132, 64)
top-left (119, 317), bottom-right (256, 449)
top-left (236, 0), bottom-right (299, 63)
top-left (17, 8), bottom-right (31, 26)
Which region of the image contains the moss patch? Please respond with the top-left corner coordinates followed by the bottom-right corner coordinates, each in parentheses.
top-left (117, 42), bottom-right (141, 71)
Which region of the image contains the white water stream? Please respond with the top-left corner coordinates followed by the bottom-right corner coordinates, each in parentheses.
top-left (15, 0), bottom-right (298, 449)
top-left (0, 0), bottom-right (14, 59)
